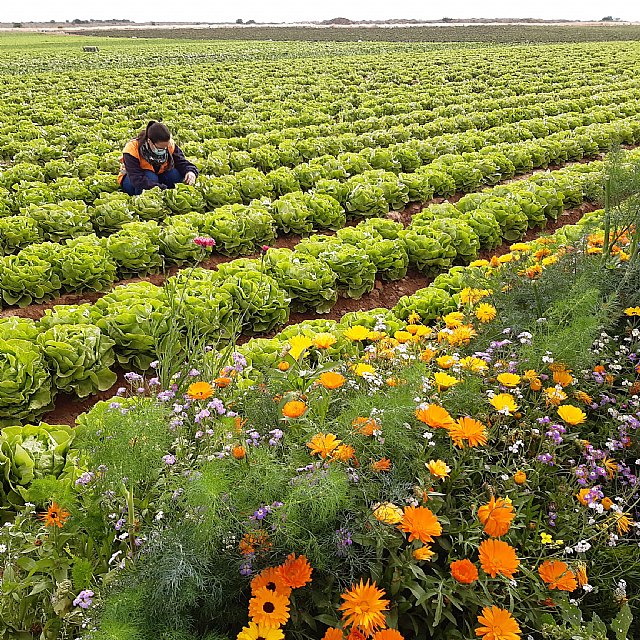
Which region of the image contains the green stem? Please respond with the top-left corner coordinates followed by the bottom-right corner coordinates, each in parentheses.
top-left (603, 175), bottom-right (612, 260)
top-left (125, 482), bottom-right (136, 560)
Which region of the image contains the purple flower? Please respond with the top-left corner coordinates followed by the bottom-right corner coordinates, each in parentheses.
top-left (75, 471), bottom-right (95, 487)
top-left (162, 454), bottom-right (176, 465)
top-left (124, 372), bottom-right (143, 384)
top-left (157, 390), bottom-right (175, 402)
top-left (73, 590), bottom-right (94, 609)
top-left (188, 368), bottom-right (201, 377)
top-left (537, 453), bottom-right (555, 465)
top-left (148, 377), bottom-right (161, 387)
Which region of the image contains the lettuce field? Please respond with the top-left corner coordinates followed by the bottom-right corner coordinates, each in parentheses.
top-left (0, 32), bottom-right (639, 640)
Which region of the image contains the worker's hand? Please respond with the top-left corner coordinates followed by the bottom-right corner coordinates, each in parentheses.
top-left (184, 171), bottom-right (197, 186)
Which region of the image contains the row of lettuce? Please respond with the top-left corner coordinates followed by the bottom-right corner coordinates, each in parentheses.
top-left (2, 111), bottom-right (639, 227)
top-left (0, 134), bottom-right (634, 311)
top-left (4, 89), bottom-right (639, 175)
top-left (0, 154), bottom-right (613, 425)
top-left (0, 152), bottom-right (613, 309)
top-left (2, 42), bottom-right (640, 162)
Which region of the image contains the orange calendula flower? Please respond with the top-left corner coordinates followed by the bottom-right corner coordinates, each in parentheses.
top-left (239, 530), bottom-right (271, 556)
top-left (398, 506), bottom-right (442, 544)
top-left (413, 545), bottom-right (436, 561)
top-left (552, 369), bottom-right (573, 387)
top-left (248, 587), bottom-right (290, 627)
top-left (278, 553), bottom-right (313, 589)
top-left (40, 502), bottom-right (70, 528)
top-left (449, 417), bottom-right (488, 448)
top-left (601, 497), bottom-right (613, 510)
top-left (323, 629), bottom-right (344, 640)
top-left (489, 393), bottom-right (518, 414)
top-left (426, 459), bottom-right (451, 480)
top-left (524, 264), bottom-right (543, 279)
top-left (478, 496), bottom-right (515, 537)
top-left (496, 373), bottom-right (521, 388)
top-left (215, 376), bottom-right (231, 388)
top-left (333, 444), bottom-right (356, 463)
top-left (479, 538), bottom-right (520, 578)
top-left (307, 433), bottom-right (342, 458)
top-left (451, 559), bottom-right (479, 584)
top-left (346, 629), bottom-right (366, 640)
top-left (372, 502), bottom-right (404, 525)
top-left (415, 404), bottom-right (456, 429)
top-left (339, 580), bottom-right (389, 634)
top-left (538, 560), bottom-right (577, 592)
top-left (251, 566), bottom-right (293, 598)
top-left (557, 404), bottom-right (586, 426)
top-left (573, 390), bottom-right (593, 404)
top-left (513, 471), bottom-right (527, 485)
top-left (475, 606), bottom-right (521, 640)
top-left (277, 361), bottom-right (290, 372)
top-left (318, 371), bottom-right (346, 389)
top-left (313, 333), bottom-right (337, 349)
top-left (624, 307), bottom-right (640, 316)
top-left (282, 400), bottom-right (307, 419)
top-left (371, 458), bottom-right (392, 472)
top-left (576, 488), bottom-right (593, 506)
top-left (352, 416), bottom-right (379, 436)
top-left (232, 445), bottom-right (246, 460)
top-left (187, 381), bottom-right (214, 400)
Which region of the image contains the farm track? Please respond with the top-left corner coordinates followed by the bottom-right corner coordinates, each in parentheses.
top-left (0, 154), bottom-right (605, 324)
top-left (40, 199), bottom-right (597, 427)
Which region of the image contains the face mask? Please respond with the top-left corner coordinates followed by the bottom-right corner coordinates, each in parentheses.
top-left (146, 140), bottom-right (168, 162)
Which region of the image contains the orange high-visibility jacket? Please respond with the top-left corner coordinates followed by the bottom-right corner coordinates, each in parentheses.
top-left (117, 138), bottom-right (176, 184)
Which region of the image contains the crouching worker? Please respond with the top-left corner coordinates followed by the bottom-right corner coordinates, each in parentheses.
top-left (119, 121), bottom-right (198, 195)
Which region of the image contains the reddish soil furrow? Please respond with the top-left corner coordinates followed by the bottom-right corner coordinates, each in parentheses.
top-left (40, 201), bottom-right (597, 427)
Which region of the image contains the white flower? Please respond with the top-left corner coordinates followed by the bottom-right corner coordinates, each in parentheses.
top-left (574, 540), bottom-right (591, 553)
top-left (583, 584), bottom-right (594, 592)
top-left (0, 544), bottom-right (6, 553)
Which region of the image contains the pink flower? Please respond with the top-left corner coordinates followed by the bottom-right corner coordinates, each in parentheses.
top-left (261, 245), bottom-right (270, 253)
top-left (194, 236), bottom-right (216, 248)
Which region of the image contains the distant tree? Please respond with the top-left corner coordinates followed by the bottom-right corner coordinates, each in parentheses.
top-left (236, 18), bottom-right (243, 24)
top-left (246, 19), bottom-right (256, 24)
top-left (12, 22), bottom-right (23, 28)
top-left (601, 15), bottom-right (614, 21)
top-left (49, 19), bottom-right (55, 23)
top-left (442, 17), bottom-right (453, 22)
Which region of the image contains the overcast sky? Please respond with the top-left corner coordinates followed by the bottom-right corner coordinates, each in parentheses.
top-left (2, 0), bottom-right (639, 23)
